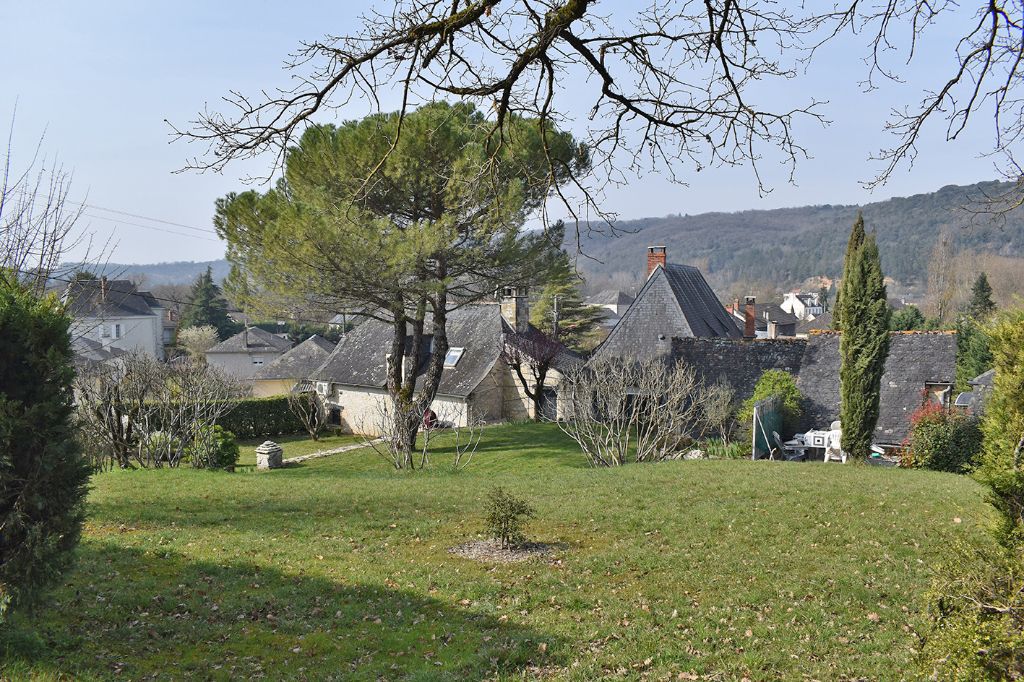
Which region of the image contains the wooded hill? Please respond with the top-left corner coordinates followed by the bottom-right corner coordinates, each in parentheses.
top-left (574, 180), bottom-right (1024, 293)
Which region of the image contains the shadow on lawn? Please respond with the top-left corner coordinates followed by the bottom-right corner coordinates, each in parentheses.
top-left (6, 542), bottom-right (564, 680)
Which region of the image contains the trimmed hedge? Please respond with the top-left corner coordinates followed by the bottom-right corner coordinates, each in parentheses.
top-left (219, 396), bottom-right (307, 440)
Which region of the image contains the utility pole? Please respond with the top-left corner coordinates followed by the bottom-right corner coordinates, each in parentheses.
top-left (552, 294), bottom-right (560, 340)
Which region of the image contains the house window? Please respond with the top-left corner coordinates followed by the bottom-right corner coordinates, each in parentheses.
top-left (316, 382), bottom-right (329, 396)
top-left (113, 323), bottom-right (122, 339)
top-left (444, 347), bottom-right (465, 368)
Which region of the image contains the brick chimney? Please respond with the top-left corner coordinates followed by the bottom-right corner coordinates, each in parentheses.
top-left (646, 246), bottom-right (667, 278)
top-left (499, 286), bottom-right (530, 333)
top-left (744, 296), bottom-right (756, 338)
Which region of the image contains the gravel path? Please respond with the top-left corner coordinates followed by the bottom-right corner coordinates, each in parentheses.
top-left (282, 439), bottom-right (378, 464)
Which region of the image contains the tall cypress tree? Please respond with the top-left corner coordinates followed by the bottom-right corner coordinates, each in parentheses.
top-left (838, 225), bottom-right (891, 459)
top-left (179, 267), bottom-right (235, 340)
top-left (832, 211), bottom-right (865, 331)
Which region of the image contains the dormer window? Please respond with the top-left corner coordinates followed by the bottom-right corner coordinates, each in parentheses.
top-left (444, 347), bottom-right (465, 368)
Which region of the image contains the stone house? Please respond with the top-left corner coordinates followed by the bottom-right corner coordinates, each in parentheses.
top-left (671, 331), bottom-right (957, 447)
top-left (252, 334), bottom-right (336, 398)
top-left (63, 277), bottom-right (168, 361)
top-left (590, 246), bottom-right (740, 362)
top-left (205, 327), bottom-right (293, 380)
top-left (310, 290), bottom-right (577, 435)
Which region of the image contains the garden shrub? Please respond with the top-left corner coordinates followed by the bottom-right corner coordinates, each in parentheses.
top-left (0, 276), bottom-right (90, 622)
top-left (485, 487), bottom-right (535, 549)
top-left (138, 430), bottom-right (183, 465)
top-left (189, 425), bottom-right (239, 471)
top-left (218, 396), bottom-right (307, 439)
top-left (906, 402), bottom-right (982, 474)
top-left (917, 542), bottom-right (1024, 680)
top-left (737, 369), bottom-right (802, 438)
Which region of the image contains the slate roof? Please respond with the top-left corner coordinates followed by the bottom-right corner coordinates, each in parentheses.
top-left (969, 369), bottom-right (995, 388)
top-left (593, 263), bottom-right (740, 361)
top-left (206, 326), bottom-right (294, 355)
top-left (71, 336), bottom-right (128, 368)
top-left (253, 335), bottom-right (335, 380)
top-left (796, 332), bottom-right (957, 443)
top-left (63, 279), bottom-right (161, 318)
top-left (730, 304), bottom-right (799, 332)
top-left (587, 290), bottom-right (635, 307)
top-left (797, 312), bottom-right (833, 333)
top-left (313, 304), bottom-right (507, 398)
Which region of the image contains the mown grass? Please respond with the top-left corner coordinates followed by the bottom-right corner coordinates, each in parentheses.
top-left (2, 423), bottom-right (995, 680)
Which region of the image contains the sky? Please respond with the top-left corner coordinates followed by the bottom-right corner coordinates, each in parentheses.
top-left (0, 1), bottom-right (1001, 264)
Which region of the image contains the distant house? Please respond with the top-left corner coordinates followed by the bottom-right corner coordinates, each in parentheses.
top-left (252, 335), bottom-right (336, 398)
top-left (796, 311), bottom-right (833, 337)
top-left (63, 277), bottom-right (168, 360)
top-left (781, 292), bottom-right (824, 321)
top-left (205, 327), bottom-right (293, 380)
top-left (590, 246), bottom-right (740, 362)
top-left (954, 368), bottom-right (994, 413)
top-left (586, 289), bottom-right (635, 329)
top-left (311, 289), bottom-right (578, 434)
top-left (725, 298), bottom-right (799, 338)
top-left (671, 331), bottom-right (957, 448)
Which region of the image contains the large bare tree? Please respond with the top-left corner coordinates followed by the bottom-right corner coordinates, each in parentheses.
top-left (178, 2), bottom-right (1024, 225)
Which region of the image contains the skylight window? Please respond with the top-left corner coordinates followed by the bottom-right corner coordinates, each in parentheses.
top-left (444, 347), bottom-right (465, 368)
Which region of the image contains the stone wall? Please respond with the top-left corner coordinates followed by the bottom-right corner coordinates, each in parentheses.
top-left (671, 337), bottom-right (807, 402)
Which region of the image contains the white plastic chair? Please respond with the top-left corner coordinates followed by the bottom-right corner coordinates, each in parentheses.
top-left (824, 428), bottom-right (846, 463)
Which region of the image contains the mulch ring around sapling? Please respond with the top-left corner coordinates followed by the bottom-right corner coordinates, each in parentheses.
top-left (448, 539), bottom-right (561, 563)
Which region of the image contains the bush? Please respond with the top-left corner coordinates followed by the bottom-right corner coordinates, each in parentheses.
top-left (485, 488), bottom-right (535, 549)
top-left (907, 402), bottom-right (982, 473)
top-left (737, 369), bottom-right (802, 438)
top-left (975, 309), bottom-right (1024, 546)
top-left (0, 277), bottom-right (90, 622)
top-left (189, 425), bottom-right (239, 471)
top-left (219, 396), bottom-right (307, 440)
top-left (917, 542), bottom-right (1024, 680)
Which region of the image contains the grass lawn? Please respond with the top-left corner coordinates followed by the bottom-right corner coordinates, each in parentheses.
top-left (2, 423), bottom-right (994, 680)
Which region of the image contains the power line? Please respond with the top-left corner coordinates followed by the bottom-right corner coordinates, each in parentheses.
top-left (68, 200), bottom-right (219, 235)
top-left (81, 212), bottom-right (222, 243)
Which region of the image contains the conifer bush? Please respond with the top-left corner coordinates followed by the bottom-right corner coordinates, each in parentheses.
top-left (0, 276), bottom-right (90, 622)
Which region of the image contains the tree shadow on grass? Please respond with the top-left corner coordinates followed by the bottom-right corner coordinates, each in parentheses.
top-left (5, 542), bottom-right (564, 680)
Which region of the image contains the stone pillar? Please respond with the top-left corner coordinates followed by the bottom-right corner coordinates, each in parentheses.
top-left (255, 441), bottom-right (283, 470)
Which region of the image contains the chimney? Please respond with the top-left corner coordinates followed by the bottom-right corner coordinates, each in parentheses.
top-left (767, 320), bottom-right (778, 340)
top-left (243, 326), bottom-right (249, 348)
top-left (499, 286), bottom-right (529, 333)
top-left (744, 296), bottom-right (756, 339)
top-left (646, 246), bottom-right (667, 278)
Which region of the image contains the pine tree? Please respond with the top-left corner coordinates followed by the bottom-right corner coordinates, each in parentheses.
top-left (179, 267), bottom-right (236, 340)
top-left (530, 273), bottom-right (604, 352)
top-left (0, 273), bottom-right (90, 620)
top-left (838, 223), bottom-right (891, 460)
top-left (832, 211), bottom-right (865, 331)
top-left (967, 271), bottom-right (996, 318)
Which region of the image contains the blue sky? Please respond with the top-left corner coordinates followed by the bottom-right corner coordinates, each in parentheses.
top-left (0, 1), bottom-right (999, 263)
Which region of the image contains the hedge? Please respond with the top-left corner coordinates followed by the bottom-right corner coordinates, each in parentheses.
top-left (218, 396), bottom-right (307, 440)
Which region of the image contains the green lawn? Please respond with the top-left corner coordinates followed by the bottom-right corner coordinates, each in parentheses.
top-left (2, 423), bottom-right (994, 680)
